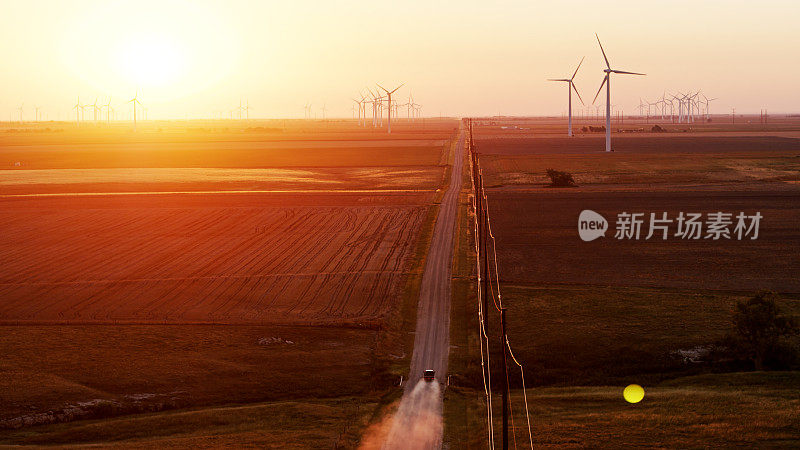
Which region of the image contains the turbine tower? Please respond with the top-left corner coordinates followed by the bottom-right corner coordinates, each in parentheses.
top-left (592, 33), bottom-right (645, 152)
top-left (73, 96), bottom-right (82, 125)
top-left (105, 97), bottom-right (112, 123)
top-left (128, 91), bottom-right (142, 131)
top-left (377, 83), bottom-right (404, 133)
top-left (548, 56), bottom-right (585, 137)
top-left (702, 94), bottom-right (717, 122)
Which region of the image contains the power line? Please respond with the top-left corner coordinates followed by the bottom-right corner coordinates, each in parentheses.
top-left (468, 118), bottom-right (533, 449)
top-left (469, 124), bottom-right (495, 449)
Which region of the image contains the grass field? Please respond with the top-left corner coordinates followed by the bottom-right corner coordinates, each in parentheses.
top-left (0, 397), bottom-right (377, 448)
top-left (483, 371), bottom-right (800, 448)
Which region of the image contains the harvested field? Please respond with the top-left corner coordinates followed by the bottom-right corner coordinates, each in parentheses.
top-left (467, 124), bottom-right (800, 386)
top-left (475, 135), bottom-right (800, 155)
top-left (0, 142), bottom-right (448, 170)
top-left (0, 192), bottom-right (432, 325)
top-left (488, 190), bottom-right (800, 292)
top-left (480, 152), bottom-right (800, 187)
top-left (0, 121), bottom-right (461, 440)
top-left (0, 166), bottom-right (445, 195)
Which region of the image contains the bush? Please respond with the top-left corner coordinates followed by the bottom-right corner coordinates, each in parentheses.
top-left (721, 292), bottom-right (799, 370)
top-left (651, 125), bottom-right (665, 133)
top-left (545, 169), bottom-right (576, 187)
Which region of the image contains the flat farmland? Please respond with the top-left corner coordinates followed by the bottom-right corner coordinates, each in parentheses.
top-left (489, 190), bottom-right (800, 292)
top-left (476, 134), bottom-right (800, 155)
top-left (0, 120), bottom-right (460, 440)
top-left (0, 126), bottom-right (453, 195)
top-left (471, 123), bottom-right (800, 388)
top-left (0, 192), bottom-right (433, 325)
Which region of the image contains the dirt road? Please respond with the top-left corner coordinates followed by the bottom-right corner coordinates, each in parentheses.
top-left (384, 127), bottom-right (465, 449)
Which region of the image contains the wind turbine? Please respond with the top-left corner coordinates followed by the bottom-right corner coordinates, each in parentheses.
top-left (17, 103), bottom-right (24, 123)
top-left (637, 98), bottom-right (647, 118)
top-left (352, 97), bottom-right (363, 124)
top-left (592, 33), bottom-right (645, 152)
top-left (128, 91), bottom-right (142, 131)
top-left (548, 56), bottom-right (585, 136)
top-left (377, 83), bottom-right (404, 133)
top-left (702, 94), bottom-right (716, 121)
top-left (105, 97), bottom-right (112, 123)
top-left (73, 96), bottom-right (82, 125)
top-left (368, 89), bottom-right (380, 127)
top-left (243, 100), bottom-right (251, 120)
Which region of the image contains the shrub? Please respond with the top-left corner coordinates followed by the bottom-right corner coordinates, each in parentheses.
top-left (722, 292), bottom-right (799, 370)
top-left (545, 169), bottom-right (576, 187)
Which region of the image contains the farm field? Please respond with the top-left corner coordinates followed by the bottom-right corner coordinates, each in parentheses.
top-left (445, 118), bottom-right (800, 446)
top-left (0, 192), bottom-right (431, 325)
top-left (0, 121), bottom-right (455, 195)
top-left (0, 120), bottom-right (459, 441)
top-left (474, 120), bottom-right (800, 380)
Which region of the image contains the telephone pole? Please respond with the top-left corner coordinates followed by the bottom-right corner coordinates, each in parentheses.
top-left (501, 307), bottom-right (509, 450)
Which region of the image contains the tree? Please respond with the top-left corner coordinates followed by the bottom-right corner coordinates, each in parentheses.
top-left (545, 169), bottom-right (576, 187)
top-left (724, 292), bottom-right (798, 370)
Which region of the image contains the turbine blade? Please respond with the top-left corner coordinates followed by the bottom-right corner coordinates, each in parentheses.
top-left (571, 56), bottom-right (585, 80)
top-left (548, 79), bottom-right (571, 82)
top-left (572, 82), bottom-right (585, 105)
top-left (611, 70), bottom-right (645, 75)
top-left (390, 83), bottom-right (404, 94)
top-left (592, 75), bottom-right (608, 105)
top-left (595, 33), bottom-right (610, 69)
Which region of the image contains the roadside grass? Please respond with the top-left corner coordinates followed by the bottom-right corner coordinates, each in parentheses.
top-left (0, 397), bottom-right (378, 448)
top-left (443, 142), bottom-right (489, 448)
top-left (506, 371), bottom-right (800, 448)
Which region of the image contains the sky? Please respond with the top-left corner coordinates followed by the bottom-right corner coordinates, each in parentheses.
top-left (1, 0), bottom-right (799, 120)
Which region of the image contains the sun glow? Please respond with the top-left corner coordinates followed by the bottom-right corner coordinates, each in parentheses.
top-left (116, 34), bottom-right (185, 87)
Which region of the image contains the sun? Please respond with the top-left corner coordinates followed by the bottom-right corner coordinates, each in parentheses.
top-left (116, 33), bottom-right (185, 87)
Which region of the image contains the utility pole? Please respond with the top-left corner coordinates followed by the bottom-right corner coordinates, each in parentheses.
top-left (732, 107), bottom-right (735, 124)
top-left (501, 307), bottom-right (509, 450)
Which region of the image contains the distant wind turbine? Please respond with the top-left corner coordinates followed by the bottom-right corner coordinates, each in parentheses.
top-left (73, 96), bottom-right (82, 124)
top-left (377, 83), bottom-right (404, 133)
top-left (548, 56), bottom-right (585, 136)
top-left (592, 33), bottom-right (645, 152)
top-left (702, 94), bottom-right (717, 121)
top-left (128, 91), bottom-right (142, 131)
top-left (105, 97), bottom-right (112, 123)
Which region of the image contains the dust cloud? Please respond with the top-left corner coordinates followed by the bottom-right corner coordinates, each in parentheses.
top-left (382, 380), bottom-right (442, 449)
